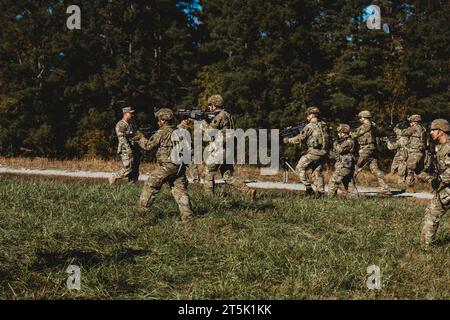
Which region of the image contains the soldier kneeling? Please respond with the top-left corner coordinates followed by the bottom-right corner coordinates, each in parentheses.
top-left (135, 108), bottom-right (194, 222)
top-left (328, 124), bottom-right (356, 197)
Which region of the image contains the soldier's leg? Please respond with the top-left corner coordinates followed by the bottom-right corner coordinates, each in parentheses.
top-left (189, 162), bottom-right (200, 182)
top-left (204, 163), bottom-right (219, 194)
top-left (368, 158), bottom-right (389, 190)
top-left (129, 150), bottom-right (141, 183)
top-left (222, 164), bottom-right (255, 198)
top-left (405, 152), bottom-right (422, 187)
top-left (397, 161), bottom-right (408, 189)
top-left (327, 172), bottom-right (343, 196)
top-left (139, 165), bottom-right (170, 209)
top-left (170, 174), bottom-right (194, 222)
top-left (311, 159), bottom-right (325, 193)
top-left (421, 191), bottom-right (449, 246)
top-left (115, 152), bottom-right (133, 180)
top-left (295, 155), bottom-right (314, 191)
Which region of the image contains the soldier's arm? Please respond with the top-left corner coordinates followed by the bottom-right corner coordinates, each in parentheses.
top-left (287, 126), bottom-right (310, 145)
top-left (116, 122), bottom-right (132, 153)
top-left (441, 149), bottom-right (450, 184)
top-left (400, 126), bottom-right (414, 137)
top-left (335, 139), bottom-right (354, 154)
top-left (350, 124), bottom-right (369, 139)
top-left (138, 130), bottom-right (161, 151)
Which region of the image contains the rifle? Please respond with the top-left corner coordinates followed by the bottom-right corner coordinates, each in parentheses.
top-left (280, 120), bottom-right (308, 138)
top-left (124, 126), bottom-right (156, 139)
top-left (175, 109), bottom-right (219, 122)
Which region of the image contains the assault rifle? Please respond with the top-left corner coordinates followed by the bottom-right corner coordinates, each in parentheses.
top-left (124, 126), bottom-right (156, 139)
top-left (175, 109), bottom-right (219, 122)
top-left (279, 120), bottom-right (308, 138)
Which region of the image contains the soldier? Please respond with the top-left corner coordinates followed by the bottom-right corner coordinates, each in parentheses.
top-left (135, 108), bottom-right (193, 222)
top-left (417, 119), bottom-right (450, 247)
top-left (328, 124), bottom-right (355, 197)
top-left (201, 94), bottom-right (256, 199)
top-left (283, 107), bottom-right (330, 197)
top-left (400, 114), bottom-right (427, 191)
top-left (178, 117), bottom-right (201, 183)
top-left (350, 110), bottom-right (391, 194)
top-left (109, 107), bottom-right (141, 184)
top-left (384, 125), bottom-right (409, 189)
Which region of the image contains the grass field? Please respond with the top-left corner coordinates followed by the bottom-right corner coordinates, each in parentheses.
top-left (0, 176), bottom-right (448, 300)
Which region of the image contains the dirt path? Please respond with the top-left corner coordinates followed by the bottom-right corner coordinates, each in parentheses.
top-left (0, 165), bottom-right (433, 200)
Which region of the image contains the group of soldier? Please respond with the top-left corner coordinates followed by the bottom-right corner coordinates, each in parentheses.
top-left (108, 95), bottom-right (449, 248)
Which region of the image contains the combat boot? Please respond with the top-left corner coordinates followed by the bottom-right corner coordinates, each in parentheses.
top-left (304, 187), bottom-right (315, 197)
top-left (245, 188), bottom-right (256, 200)
top-left (108, 176), bottom-right (117, 185)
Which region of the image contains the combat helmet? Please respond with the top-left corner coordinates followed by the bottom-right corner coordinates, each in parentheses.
top-left (408, 114), bottom-right (422, 122)
top-left (358, 110), bottom-right (372, 118)
top-left (155, 108), bottom-right (174, 121)
top-left (207, 94), bottom-right (224, 107)
top-left (337, 124), bottom-right (351, 133)
top-left (305, 107), bottom-right (320, 115)
top-left (430, 119), bottom-right (450, 133)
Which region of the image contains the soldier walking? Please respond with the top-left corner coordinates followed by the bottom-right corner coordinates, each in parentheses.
top-left (109, 107), bottom-right (141, 184)
top-left (400, 114), bottom-right (427, 191)
top-left (384, 124), bottom-right (409, 189)
top-left (284, 107), bottom-right (330, 197)
top-left (201, 94), bottom-right (256, 199)
top-left (328, 124), bottom-right (355, 197)
top-left (417, 119), bottom-right (450, 247)
top-left (135, 108), bottom-right (194, 222)
top-left (178, 117), bottom-right (201, 183)
top-left (350, 111), bottom-right (391, 194)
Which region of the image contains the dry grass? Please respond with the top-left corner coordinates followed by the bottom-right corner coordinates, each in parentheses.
top-left (0, 156), bottom-right (431, 191)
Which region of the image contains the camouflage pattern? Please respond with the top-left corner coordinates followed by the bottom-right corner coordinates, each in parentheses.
top-left (419, 136), bottom-right (450, 245)
top-left (155, 108), bottom-right (174, 121)
top-left (401, 123), bottom-right (427, 186)
top-left (287, 119), bottom-right (330, 193)
top-left (202, 110), bottom-right (254, 197)
top-left (207, 94), bottom-right (224, 107)
top-left (113, 119), bottom-right (141, 182)
top-left (358, 110), bottom-right (372, 118)
top-left (137, 123), bottom-right (193, 221)
top-left (178, 121), bottom-right (200, 182)
top-left (350, 121), bottom-right (389, 191)
top-left (306, 107), bottom-right (320, 115)
top-left (408, 114), bottom-right (422, 122)
top-left (430, 119), bottom-right (450, 132)
top-left (385, 133), bottom-right (409, 187)
top-left (328, 136), bottom-right (355, 196)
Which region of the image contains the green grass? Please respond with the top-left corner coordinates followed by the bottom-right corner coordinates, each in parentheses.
top-left (0, 176), bottom-right (448, 300)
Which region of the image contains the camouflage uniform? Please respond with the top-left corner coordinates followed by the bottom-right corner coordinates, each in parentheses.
top-left (178, 121), bottom-right (200, 182)
top-left (202, 95), bottom-right (255, 198)
top-left (286, 107), bottom-right (329, 194)
top-left (350, 112), bottom-right (389, 191)
top-left (400, 115), bottom-right (427, 187)
top-left (385, 127), bottom-right (409, 187)
top-left (137, 109), bottom-right (193, 222)
top-left (113, 118), bottom-right (141, 183)
top-left (418, 119), bottom-right (450, 246)
top-left (328, 125), bottom-right (355, 196)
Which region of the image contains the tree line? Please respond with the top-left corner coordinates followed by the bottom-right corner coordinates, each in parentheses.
top-left (0, 0), bottom-right (448, 158)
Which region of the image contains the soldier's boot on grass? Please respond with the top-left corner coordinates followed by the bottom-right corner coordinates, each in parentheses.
top-left (109, 176), bottom-right (117, 185)
top-left (304, 187), bottom-right (315, 197)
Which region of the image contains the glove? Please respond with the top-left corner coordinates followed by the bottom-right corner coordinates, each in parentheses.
top-left (283, 137), bottom-right (290, 144)
top-left (431, 177), bottom-right (441, 191)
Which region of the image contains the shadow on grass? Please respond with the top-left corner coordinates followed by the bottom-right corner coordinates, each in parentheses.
top-left (435, 236), bottom-right (450, 247)
top-left (32, 247), bottom-right (148, 271)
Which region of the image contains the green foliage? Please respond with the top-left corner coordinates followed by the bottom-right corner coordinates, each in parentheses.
top-left (0, 1), bottom-right (448, 157)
